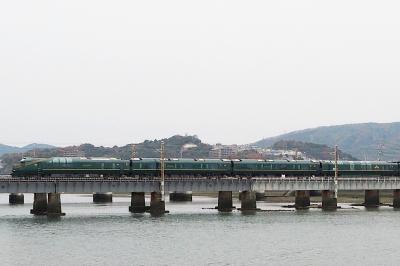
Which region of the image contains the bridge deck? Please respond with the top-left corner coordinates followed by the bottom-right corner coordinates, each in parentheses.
top-left (1, 176), bottom-right (400, 193)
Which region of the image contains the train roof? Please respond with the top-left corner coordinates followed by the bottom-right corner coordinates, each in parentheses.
top-left (133, 158), bottom-right (233, 163)
top-left (321, 160), bottom-right (397, 165)
top-left (20, 157), bottom-right (400, 164)
top-left (234, 159), bottom-right (320, 164)
top-left (49, 157), bottom-right (125, 163)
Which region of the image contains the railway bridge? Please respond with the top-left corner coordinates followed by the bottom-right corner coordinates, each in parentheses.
top-left (2, 175), bottom-right (400, 216)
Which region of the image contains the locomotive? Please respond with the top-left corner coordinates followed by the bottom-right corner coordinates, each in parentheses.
top-left (11, 157), bottom-right (400, 178)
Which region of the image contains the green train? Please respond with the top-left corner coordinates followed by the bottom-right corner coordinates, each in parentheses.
top-left (11, 157), bottom-right (400, 178)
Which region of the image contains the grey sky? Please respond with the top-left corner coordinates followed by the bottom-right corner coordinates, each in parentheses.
top-left (1, 1), bottom-right (399, 147)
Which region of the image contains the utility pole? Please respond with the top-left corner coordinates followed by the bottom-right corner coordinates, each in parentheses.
top-left (160, 141), bottom-right (165, 201)
top-left (377, 144), bottom-right (384, 161)
top-left (334, 145), bottom-right (339, 199)
top-left (131, 144), bottom-right (137, 158)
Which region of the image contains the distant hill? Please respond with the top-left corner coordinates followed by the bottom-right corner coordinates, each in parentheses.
top-left (272, 140), bottom-right (358, 161)
top-left (254, 122), bottom-right (400, 161)
top-left (0, 144), bottom-right (20, 155)
top-left (30, 135), bottom-right (212, 159)
top-left (0, 135), bottom-right (212, 174)
top-left (0, 143), bottom-right (56, 156)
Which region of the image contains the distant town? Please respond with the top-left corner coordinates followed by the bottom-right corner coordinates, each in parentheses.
top-left (208, 143), bottom-right (304, 160)
top-left (51, 143), bottom-right (305, 161)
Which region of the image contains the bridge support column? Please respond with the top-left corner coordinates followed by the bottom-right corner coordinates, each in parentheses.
top-left (218, 191), bottom-right (233, 212)
top-left (255, 191), bottom-right (266, 201)
top-left (129, 192), bottom-right (147, 213)
top-left (169, 192), bottom-right (192, 202)
top-left (393, 190), bottom-right (400, 208)
top-left (150, 192), bottom-right (166, 216)
top-left (9, 193), bottom-right (24, 205)
top-left (30, 193), bottom-right (48, 215)
top-left (364, 190), bottom-right (380, 207)
top-left (240, 191), bottom-right (263, 201)
top-left (93, 192), bottom-right (113, 203)
top-left (295, 190), bottom-right (310, 209)
top-left (322, 190), bottom-right (337, 210)
top-left (47, 193), bottom-right (65, 216)
top-left (240, 191), bottom-right (258, 212)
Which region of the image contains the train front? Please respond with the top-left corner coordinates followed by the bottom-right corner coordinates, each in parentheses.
top-left (11, 157), bottom-right (42, 177)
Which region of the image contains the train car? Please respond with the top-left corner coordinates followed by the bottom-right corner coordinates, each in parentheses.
top-left (128, 158), bottom-right (159, 176)
top-left (12, 157), bottom-right (234, 178)
top-left (127, 158), bottom-right (232, 177)
top-left (318, 161), bottom-right (399, 177)
top-left (232, 159), bottom-right (321, 177)
top-left (12, 157), bottom-right (400, 178)
top-left (12, 157), bottom-right (127, 177)
top-left (164, 158), bottom-right (232, 176)
top-left (12, 157), bottom-right (49, 177)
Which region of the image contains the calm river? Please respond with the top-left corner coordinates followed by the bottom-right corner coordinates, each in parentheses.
top-left (0, 194), bottom-right (399, 266)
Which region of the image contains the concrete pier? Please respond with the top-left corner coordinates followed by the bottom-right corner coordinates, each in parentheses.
top-left (240, 191), bottom-right (258, 211)
top-left (149, 192), bottom-right (166, 216)
top-left (93, 192), bottom-right (113, 203)
top-left (240, 191), bottom-right (264, 201)
top-left (9, 193), bottom-right (24, 204)
top-left (218, 191), bottom-right (233, 212)
top-left (47, 193), bottom-right (65, 216)
top-left (321, 190), bottom-right (337, 210)
top-left (255, 192), bottom-right (266, 201)
top-left (129, 192), bottom-right (147, 213)
top-left (30, 193), bottom-right (48, 215)
top-left (169, 192), bottom-right (192, 202)
top-left (393, 190), bottom-right (400, 208)
top-left (364, 190), bottom-right (380, 207)
top-left (295, 190), bottom-right (310, 209)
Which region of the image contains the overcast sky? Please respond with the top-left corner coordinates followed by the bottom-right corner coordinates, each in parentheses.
top-left (1, 1), bottom-right (400, 147)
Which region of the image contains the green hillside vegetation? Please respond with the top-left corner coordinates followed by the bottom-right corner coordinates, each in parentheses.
top-left (272, 140), bottom-right (358, 161)
top-left (255, 122), bottom-right (400, 161)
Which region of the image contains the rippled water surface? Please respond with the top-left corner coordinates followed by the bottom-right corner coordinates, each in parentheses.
top-left (0, 194), bottom-right (399, 266)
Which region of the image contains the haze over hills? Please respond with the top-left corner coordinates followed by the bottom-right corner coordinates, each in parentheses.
top-left (0, 143), bottom-right (56, 156)
top-left (254, 122), bottom-right (400, 161)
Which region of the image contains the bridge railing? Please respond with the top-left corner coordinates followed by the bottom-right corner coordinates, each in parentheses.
top-left (2, 176), bottom-right (400, 182)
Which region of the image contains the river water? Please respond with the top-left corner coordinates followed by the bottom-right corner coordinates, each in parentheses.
top-left (0, 194), bottom-right (399, 266)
